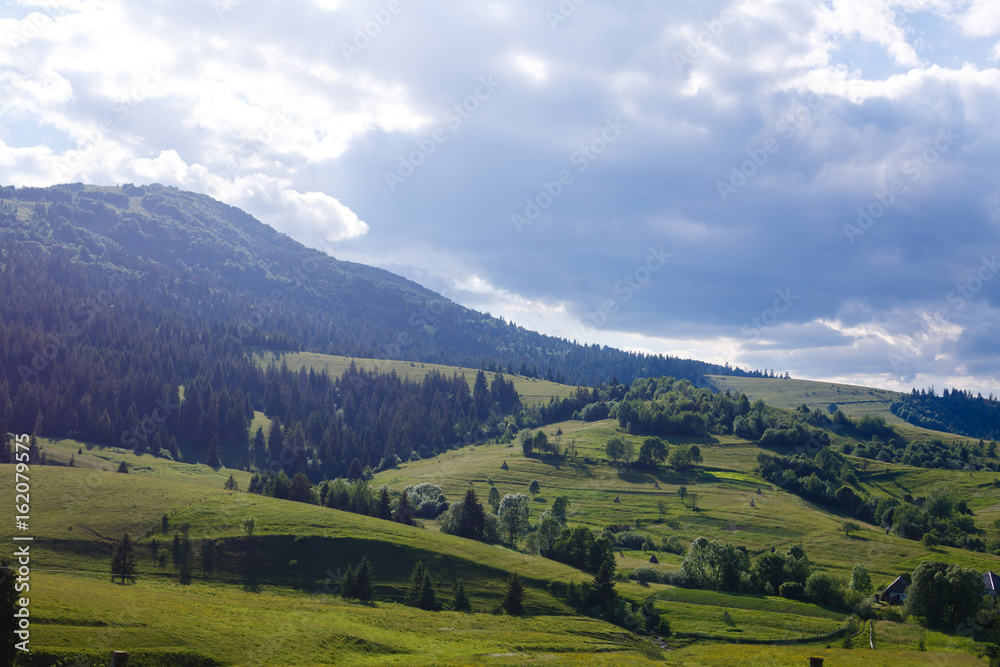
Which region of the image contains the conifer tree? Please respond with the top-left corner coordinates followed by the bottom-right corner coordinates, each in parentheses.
top-left (502, 572), bottom-right (525, 616)
top-left (111, 533), bottom-right (137, 584)
top-left (453, 582), bottom-right (471, 612)
top-left (377, 486), bottom-right (392, 520)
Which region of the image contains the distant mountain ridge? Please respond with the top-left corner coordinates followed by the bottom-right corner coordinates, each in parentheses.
top-left (0, 182), bottom-right (747, 385)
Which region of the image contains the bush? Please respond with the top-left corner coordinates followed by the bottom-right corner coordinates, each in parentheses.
top-left (778, 581), bottom-right (804, 600)
top-left (805, 572), bottom-right (844, 608)
top-left (661, 535), bottom-right (685, 555)
top-left (614, 531), bottom-right (649, 550)
top-left (629, 567), bottom-right (663, 584)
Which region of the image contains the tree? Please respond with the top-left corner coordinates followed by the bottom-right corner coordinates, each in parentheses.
top-left (621, 439), bottom-right (636, 465)
top-left (117, 460), bottom-right (129, 473)
top-left (605, 436), bottom-right (627, 463)
top-left (488, 486), bottom-right (501, 511)
top-left (343, 556), bottom-right (374, 602)
top-left (497, 493), bottom-right (530, 546)
top-left (537, 508), bottom-right (563, 557)
top-left (455, 488), bottom-right (486, 540)
top-left (242, 516), bottom-right (257, 539)
top-left (805, 572), bottom-right (842, 607)
top-left (207, 435), bottom-right (222, 468)
top-left (289, 472), bottom-right (314, 503)
top-left (841, 521), bottom-right (861, 537)
top-left (377, 486), bottom-right (393, 520)
top-left (111, 533), bottom-right (137, 584)
top-left (656, 498), bottom-right (667, 520)
top-left (528, 480), bottom-right (540, 497)
top-left (395, 489), bottom-right (414, 525)
top-left (850, 563), bottom-right (872, 594)
top-left (453, 582), bottom-right (471, 612)
top-left (224, 474), bottom-right (239, 491)
top-left (502, 573), bottom-right (525, 616)
top-left (754, 551), bottom-right (787, 593)
top-left (407, 562), bottom-right (426, 607)
top-left (587, 558), bottom-right (618, 609)
top-left (906, 561), bottom-right (984, 628)
top-left (410, 563), bottom-right (437, 611)
top-left (520, 430), bottom-right (535, 457)
top-left (552, 496), bottom-right (570, 524)
top-left (638, 437), bottom-right (668, 469)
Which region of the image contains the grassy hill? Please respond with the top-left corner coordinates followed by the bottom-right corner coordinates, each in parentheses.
top-left (704, 376), bottom-right (903, 421)
top-left (9, 418), bottom-right (997, 665)
top-left (252, 350), bottom-right (581, 406)
top-left (704, 375), bottom-right (984, 445)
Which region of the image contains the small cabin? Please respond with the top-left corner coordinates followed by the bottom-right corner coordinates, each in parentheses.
top-left (881, 576), bottom-right (909, 605)
top-left (984, 572), bottom-right (1000, 598)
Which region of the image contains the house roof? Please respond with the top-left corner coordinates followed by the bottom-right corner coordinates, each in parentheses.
top-left (984, 572), bottom-right (1000, 592)
top-left (884, 576), bottom-right (909, 593)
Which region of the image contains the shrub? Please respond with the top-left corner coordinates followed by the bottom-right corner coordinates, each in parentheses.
top-left (778, 581), bottom-right (804, 600)
top-left (661, 536), bottom-right (685, 555)
top-left (805, 572), bottom-right (844, 608)
top-left (629, 567), bottom-right (663, 584)
top-left (614, 531), bottom-right (649, 550)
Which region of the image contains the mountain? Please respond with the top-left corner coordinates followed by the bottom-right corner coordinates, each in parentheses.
top-left (0, 183), bottom-right (744, 387)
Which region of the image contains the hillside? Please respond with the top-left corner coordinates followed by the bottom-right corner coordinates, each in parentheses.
top-left (252, 350), bottom-right (581, 406)
top-left (0, 183), bottom-right (742, 387)
top-left (4, 421), bottom-right (995, 665)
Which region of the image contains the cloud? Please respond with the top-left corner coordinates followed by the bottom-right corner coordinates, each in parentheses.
top-left (1, 0), bottom-right (1000, 393)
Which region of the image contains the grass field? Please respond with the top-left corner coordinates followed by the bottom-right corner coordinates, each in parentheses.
top-left (252, 350), bottom-right (581, 406)
top-left (4, 401), bottom-right (999, 664)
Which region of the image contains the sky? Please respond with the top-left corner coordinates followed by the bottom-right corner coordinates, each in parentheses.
top-left (2, 0), bottom-right (1000, 395)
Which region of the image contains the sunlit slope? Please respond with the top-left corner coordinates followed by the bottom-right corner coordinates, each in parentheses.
top-left (253, 350), bottom-right (582, 405)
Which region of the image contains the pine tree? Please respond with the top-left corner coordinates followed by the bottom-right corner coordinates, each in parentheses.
top-left (453, 582), bottom-right (471, 612)
top-left (502, 572), bottom-right (525, 616)
top-left (457, 488), bottom-right (485, 540)
top-left (340, 563), bottom-right (356, 600)
top-left (587, 559), bottom-right (617, 610)
top-left (377, 486), bottom-right (392, 520)
top-left (351, 556), bottom-right (374, 602)
top-left (207, 435), bottom-right (222, 468)
top-left (395, 489), bottom-right (414, 525)
top-left (224, 474), bottom-right (239, 491)
top-left (117, 460), bottom-right (128, 473)
top-left (417, 570), bottom-right (437, 611)
top-left (407, 562), bottom-right (427, 607)
top-left (110, 533), bottom-right (137, 584)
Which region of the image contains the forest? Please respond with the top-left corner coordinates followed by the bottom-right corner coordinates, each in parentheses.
top-left (892, 387), bottom-right (1000, 440)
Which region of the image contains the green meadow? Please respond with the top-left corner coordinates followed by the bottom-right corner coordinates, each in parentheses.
top-left (3, 389), bottom-right (998, 664)
top-left (251, 350), bottom-right (581, 406)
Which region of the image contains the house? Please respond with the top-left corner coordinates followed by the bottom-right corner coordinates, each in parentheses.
top-left (882, 576), bottom-right (910, 605)
top-left (983, 572), bottom-right (1000, 598)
